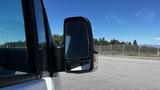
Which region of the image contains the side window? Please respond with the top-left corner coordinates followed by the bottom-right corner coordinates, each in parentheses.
top-left (34, 0), bottom-right (49, 76)
top-left (0, 0), bottom-right (32, 78)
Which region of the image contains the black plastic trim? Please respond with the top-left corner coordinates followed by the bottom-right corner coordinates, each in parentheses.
top-left (41, 1), bottom-right (57, 77)
top-left (41, 1), bottom-right (61, 76)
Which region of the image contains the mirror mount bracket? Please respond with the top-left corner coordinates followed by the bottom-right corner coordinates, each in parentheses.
top-left (55, 46), bottom-right (65, 72)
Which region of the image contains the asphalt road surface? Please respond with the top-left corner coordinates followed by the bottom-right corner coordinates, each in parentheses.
top-left (60, 55), bottom-right (160, 90)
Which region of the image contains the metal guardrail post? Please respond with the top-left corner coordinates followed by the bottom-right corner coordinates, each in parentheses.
top-left (138, 46), bottom-right (141, 56)
top-left (99, 45), bottom-right (102, 54)
top-left (123, 44), bottom-right (125, 56)
top-left (157, 45), bottom-right (160, 57)
top-left (96, 44), bottom-right (160, 57)
top-left (110, 45), bottom-right (112, 55)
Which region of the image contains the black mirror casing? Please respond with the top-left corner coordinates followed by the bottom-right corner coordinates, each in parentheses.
top-left (64, 16), bottom-right (96, 73)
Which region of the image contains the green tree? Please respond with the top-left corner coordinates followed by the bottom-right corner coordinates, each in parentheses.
top-left (110, 39), bottom-right (121, 45)
top-left (52, 34), bottom-right (63, 46)
top-left (93, 38), bottom-right (99, 45)
top-left (126, 41), bottom-right (132, 45)
top-left (98, 37), bottom-right (109, 45)
top-left (133, 40), bottom-right (137, 46)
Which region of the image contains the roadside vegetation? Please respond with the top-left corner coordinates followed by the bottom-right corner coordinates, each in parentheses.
top-left (52, 34), bottom-right (138, 46)
top-left (52, 34), bottom-right (160, 57)
top-left (0, 34), bottom-right (159, 57)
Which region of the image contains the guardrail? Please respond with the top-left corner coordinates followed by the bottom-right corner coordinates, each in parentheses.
top-left (94, 45), bottom-right (160, 57)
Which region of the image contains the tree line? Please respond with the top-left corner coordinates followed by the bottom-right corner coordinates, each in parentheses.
top-left (94, 37), bottom-right (138, 46)
top-left (0, 34), bottom-right (138, 47)
top-left (0, 41), bottom-right (26, 48)
top-left (52, 34), bottom-right (138, 46)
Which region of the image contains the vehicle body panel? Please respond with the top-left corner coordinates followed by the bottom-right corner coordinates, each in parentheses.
top-left (1, 74), bottom-right (61, 90)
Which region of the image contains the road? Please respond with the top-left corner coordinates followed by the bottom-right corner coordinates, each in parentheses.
top-left (60, 56), bottom-right (160, 90)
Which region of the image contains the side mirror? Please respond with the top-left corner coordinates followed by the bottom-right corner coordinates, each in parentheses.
top-left (64, 17), bottom-right (98, 73)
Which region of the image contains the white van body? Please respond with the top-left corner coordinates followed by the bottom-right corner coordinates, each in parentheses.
top-left (1, 75), bottom-right (61, 90)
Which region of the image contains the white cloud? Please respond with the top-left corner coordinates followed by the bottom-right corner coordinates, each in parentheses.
top-left (0, 27), bottom-right (10, 32)
top-left (154, 37), bottom-right (160, 40)
top-left (146, 11), bottom-right (155, 23)
top-left (104, 12), bottom-right (126, 24)
top-left (135, 8), bottom-right (156, 23)
top-left (112, 15), bottom-right (126, 24)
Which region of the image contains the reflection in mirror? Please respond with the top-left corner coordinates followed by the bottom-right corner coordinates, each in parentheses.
top-left (71, 61), bottom-right (90, 71)
top-left (0, 21), bottom-right (26, 48)
top-left (66, 60), bottom-right (91, 72)
top-left (65, 20), bottom-right (89, 59)
top-left (65, 36), bottom-right (71, 54)
top-left (0, 0), bottom-right (29, 77)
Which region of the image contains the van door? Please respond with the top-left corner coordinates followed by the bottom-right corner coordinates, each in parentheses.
top-left (0, 0), bottom-right (60, 90)
top-left (0, 0), bottom-right (38, 89)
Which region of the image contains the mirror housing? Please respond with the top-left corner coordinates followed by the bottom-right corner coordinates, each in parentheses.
top-left (64, 16), bottom-right (98, 73)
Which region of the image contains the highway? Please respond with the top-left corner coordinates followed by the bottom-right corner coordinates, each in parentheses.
top-left (60, 56), bottom-right (160, 90)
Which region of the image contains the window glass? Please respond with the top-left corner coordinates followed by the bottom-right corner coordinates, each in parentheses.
top-left (0, 0), bottom-right (29, 77)
top-left (65, 21), bottom-right (89, 59)
top-left (34, 0), bottom-right (48, 75)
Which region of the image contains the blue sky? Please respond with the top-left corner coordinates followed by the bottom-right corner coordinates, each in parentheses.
top-left (44, 0), bottom-right (160, 45)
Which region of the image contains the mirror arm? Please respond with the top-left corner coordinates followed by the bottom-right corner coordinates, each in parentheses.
top-left (55, 46), bottom-right (65, 72)
top-left (94, 50), bottom-right (98, 54)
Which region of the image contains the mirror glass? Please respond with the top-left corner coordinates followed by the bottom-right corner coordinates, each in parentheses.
top-left (65, 20), bottom-right (89, 59)
top-left (65, 18), bottom-right (92, 72)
